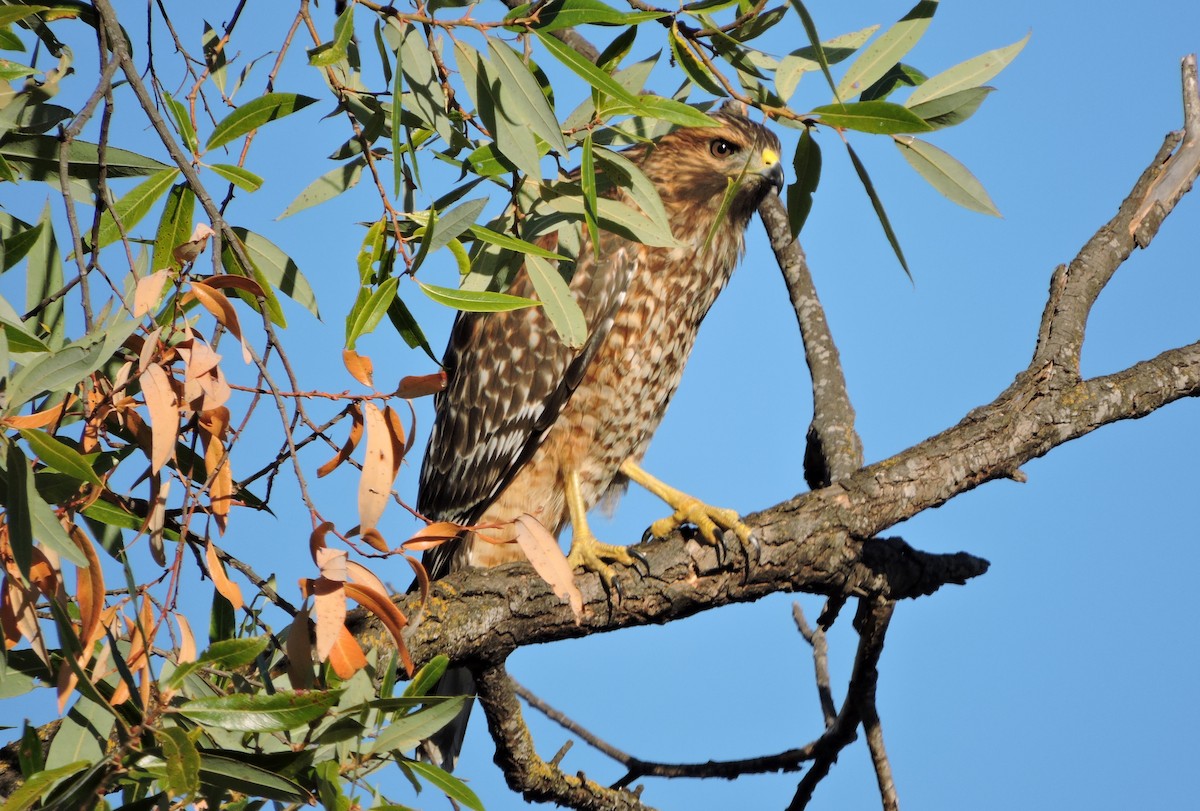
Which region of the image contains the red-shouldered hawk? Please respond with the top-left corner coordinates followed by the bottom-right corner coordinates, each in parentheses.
top-left (418, 104), bottom-right (782, 768)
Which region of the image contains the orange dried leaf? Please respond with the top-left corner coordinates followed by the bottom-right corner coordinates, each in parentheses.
top-left (345, 581), bottom-right (412, 676)
top-left (342, 348), bottom-right (374, 388)
top-left (0, 579), bottom-right (21, 650)
top-left (138, 327), bottom-right (161, 374)
top-left (68, 524), bottom-right (104, 652)
top-left (315, 547), bottom-right (347, 583)
top-left (345, 560), bottom-right (391, 602)
top-left (514, 514), bottom-right (583, 622)
top-left (134, 269), bottom-right (172, 317)
top-left (383, 406), bottom-right (406, 481)
top-left (199, 410), bottom-right (233, 523)
top-left (357, 403), bottom-right (393, 532)
top-left (309, 521), bottom-right (335, 564)
top-left (2, 395), bottom-right (78, 429)
top-left (141, 363), bottom-right (178, 474)
top-left (400, 521), bottom-right (463, 552)
top-left (316, 404), bottom-right (363, 478)
top-left (403, 553), bottom-right (430, 608)
top-left (286, 608), bottom-right (315, 689)
top-left (188, 281), bottom-right (252, 364)
top-left (359, 527), bottom-right (390, 553)
top-left (176, 613), bottom-right (197, 665)
top-left (313, 576), bottom-right (346, 662)
top-left (395, 371), bottom-right (447, 399)
top-left (202, 274), bottom-right (265, 298)
top-left (328, 625), bottom-right (367, 680)
top-left (205, 538), bottom-right (244, 609)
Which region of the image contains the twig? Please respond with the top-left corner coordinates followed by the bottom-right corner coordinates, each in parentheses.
top-left (792, 602), bottom-right (836, 726)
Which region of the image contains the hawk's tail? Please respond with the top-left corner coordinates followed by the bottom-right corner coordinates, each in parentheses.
top-left (417, 665), bottom-right (475, 772)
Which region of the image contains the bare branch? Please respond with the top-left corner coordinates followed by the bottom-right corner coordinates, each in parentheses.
top-left (793, 602), bottom-right (836, 726)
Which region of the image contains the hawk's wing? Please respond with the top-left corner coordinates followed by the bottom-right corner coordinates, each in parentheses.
top-left (417, 230), bottom-right (638, 577)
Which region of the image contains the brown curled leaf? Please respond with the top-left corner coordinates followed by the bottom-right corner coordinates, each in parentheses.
top-left (200, 274), bottom-right (265, 298)
top-left (359, 527), bottom-right (390, 553)
top-left (357, 403), bottom-right (393, 533)
top-left (345, 581), bottom-right (412, 676)
top-left (400, 521), bottom-right (464, 552)
top-left (187, 280), bottom-right (252, 363)
top-left (383, 405), bottom-right (406, 481)
top-left (342, 348), bottom-right (374, 388)
top-left (1, 395), bottom-right (78, 429)
top-left (514, 514), bottom-right (583, 623)
top-left (309, 521), bottom-right (335, 564)
top-left (205, 537), bottom-right (244, 610)
top-left (395, 371), bottom-right (447, 399)
top-left (140, 363), bottom-right (178, 474)
top-left (328, 624), bottom-right (367, 680)
top-left (313, 573), bottom-right (346, 662)
top-left (134, 269), bottom-right (172, 317)
top-left (316, 404), bottom-right (363, 478)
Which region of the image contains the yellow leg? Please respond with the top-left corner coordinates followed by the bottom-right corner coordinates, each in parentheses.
top-left (564, 470), bottom-right (643, 589)
top-left (619, 459), bottom-right (754, 549)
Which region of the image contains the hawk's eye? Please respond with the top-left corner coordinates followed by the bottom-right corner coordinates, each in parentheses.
top-left (710, 138), bottom-right (738, 158)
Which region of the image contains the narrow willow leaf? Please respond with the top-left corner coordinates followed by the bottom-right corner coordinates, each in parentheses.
top-left (394, 22), bottom-right (455, 144)
top-left (550, 195), bottom-right (679, 247)
top-left (386, 296), bottom-right (439, 363)
top-left (206, 93), bottom-right (318, 151)
top-left (506, 0), bottom-right (661, 31)
top-left (0, 6), bottom-right (51, 26)
top-left (197, 753), bottom-right (309, 803)
top-left (8, 340), bottom-right (107, 411)
top-left (525, 254), bottom-right (586, 348)
top-left (669, 26), bottom-right (726, 96)
top-left (368, 696), bottom-right (468, 754)
top-left (487, 41), bottom-right (568, 154)
top-left (2, 221), bottom-right (43, 272)
top-left (845, 141), bottom-right (910, 280)
top-left (406, 760), bottom-right (484, 811)
top-left (580, 133), bottom-right (600, 257)
top-left (787, 0), bottom-right (840, 102)
top-left (164, 637), bottom-right (270, 689)
top-left (158, 727), bottom-right (201, 799)
top-left (345, 276), bottom-right (399, 349)
top-left (94, 168), bottom-right (180, 249)
top-left (163, 91), bottom-right (198, 154)
top-left (787, 128), bottom-right (821, 235)
top-left (592, 147), bottom-right (672, 236)
top-left (609, 95), bottom-right (717, 129)
top-left (836, 0), bottom-right (938, 99)
top-left (308, 2), bottom-right (354, 66)
top-left (534, 29), bottom-right (640, 106)
top-left (0, 134), bottom-right (171, 184)
top-left (466, 225), bottom-right (565, 259)
top-left (0, 761), bottom-right (90, 811)
top-left (207, 163), bottom-right (264, 192)
top-left (278, 158), bottom-right (365, 219)
top-left (151, 182), bottom-right (195, 272)
top-left (25, 201), bottom-right (62, 345)
top-left (907, 86), bottom-right (993, 129)
top-left (907, 31), bottom-right (1030, 106)
top-left (202, 21), bottom-right (227, 95)
top-left (417, 280), bottom-right (541, 313)
top-left (776, 27), bottom-right (880, 102)
top-left (859, 62), bottom-right (927, 102)
top-left (18, 429), bottom-right (102, 486)
top-left (391, 34), bottom-right (404, 197)
top-left (180, 690), bottom-right (341, 732)
top-left (402, 654), bottom-right (450, 698)
top-left (416, 197), bottom-right (488, 256)
top-left (227, 227), bottom-right (320, 319)
top-left (456, 41), bottom-right (541, 179)
top-left (6, 442), bottom-right (35, 578)
top-left (811, 100), bottom-right (933, 134)
top-left (895, 137), bottom-right (999, 216)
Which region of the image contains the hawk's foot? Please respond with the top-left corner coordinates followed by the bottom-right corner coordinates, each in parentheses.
top-left (567, 530), bottom-right (647, 595)
top-left (620, 459), bottom-right (756, 556)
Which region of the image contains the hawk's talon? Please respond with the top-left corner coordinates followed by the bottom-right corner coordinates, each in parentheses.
top-left (629, 547), bottom-right (650, 576)
top-left (567, 534), bottom-right (644, 595)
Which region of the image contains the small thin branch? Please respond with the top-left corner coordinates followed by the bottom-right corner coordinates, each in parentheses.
top-left (792, 602), bottom-right (836, 726)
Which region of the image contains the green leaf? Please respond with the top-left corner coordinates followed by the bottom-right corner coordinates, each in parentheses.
top-left (163, 91), bottom-right (198, 154)
top-left (0, 320), bottom-right (50, 354)
top-left (907, 86), bottom-right (993, 129)
top-left (907, 31), bottom-right (1029, 106)
top-left (466, 224), bottom-right (565, 259)
top-left (2, 221), bottom-right (44, 272)
top-left (164, 636), bottom-right (271, 689)
top-left (605, 95), bottom-right (717, 129)
top-left (0, 761), bottom-right (89, 811)
top-left (845, 141), bottom-right (910, 280)
top-left (25, 201), bottom-right (62, 346)
top-left (836, 0), bottom-right (938, 100)
top-left (669, 26), bottom-right (725, 97)
top-left (787, 0), bottom-right (840, 102)
top-left (405, 759), bottom-right (484, 811)
top-left (534, 29), bottom-right (640, 106)
top-left (592, 146), bottom-right (672, 235)
top-left (151, 182), bottom-right (195, 272)
top-left (507, 0), bottom-right (661, 31)
top-left (579, 133), bottom-right (600, 257)
top-left (18, 429), bottom-right (102, 487)
top-left (811, 100), bottom-right (933, 134)
top-left (0, 6), bottom-right (50, 26)
top-left (206, 93), bottom-right (318, 151)
top-left (787, 128), bottom-right (821, 235)
top-left (417, 280), bottom-right (541, 313)
top-left (226, 227), bottom-right (320, 319)
top-left (368, 696), bottom-right (469, 755)
top-left (345, 276), bottom-right (399, 349)
top-left (0, 133), bottom-right (171, 184)
top-left (309, 2), bottom-right (355, 66)
top-left (202, 21), bottom-right (228, 95)
top-left (524, 254), bottom-right (587, 348)
top-left (158, 727), bottom-right (201, 799)
top-left (386, 295), bottom-right (439, 363)
top-left (18, 721), bottom-right (44, 777)
top-left (278, 157), bottom-right (365, 219)
top-left (391, 22), bottom-right (455, 144)
top-left (391, 32), bottom-right (404, 197)
top-left (179, 690), bottom-right (342, 732)
top-left (456, 41), bottom-right (543, 180)
top-left (487, 41), bottom-right (569, 154)
top-left (197, 753), bottom-right (310, 803)
top-left (94, 167), bottom-right (180, 250)
top-left (550, 195), bottom-right (679, 247)
top-left (895, 137), bottom-right (999, 216)
top-left (411, 197), bottom-right (488, 256)
top-left (7, 339), bottom-right (108, 412)
top-left (0, 58), bottom-right (36, 81)
top-left (403, 654), bottom-right (450, 698)
top-left (207, 163), bottom-right (263, 192)
top-left (6, 442), bottom-right (35, 578)
top-left (859, 62), bottom-right (927, 102)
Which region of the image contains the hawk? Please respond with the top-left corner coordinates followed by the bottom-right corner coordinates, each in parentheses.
top-left (417, 104), bottom-right (782, 766)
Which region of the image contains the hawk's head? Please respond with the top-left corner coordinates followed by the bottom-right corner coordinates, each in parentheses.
top-left (636, 103), bottom-right (784, 226)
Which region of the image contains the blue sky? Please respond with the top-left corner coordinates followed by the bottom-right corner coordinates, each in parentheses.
top-left (5, 1), bottom-right (1200, 808)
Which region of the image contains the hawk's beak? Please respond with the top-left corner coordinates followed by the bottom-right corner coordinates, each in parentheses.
top-left (760, 147), bottom-right (785, 193)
